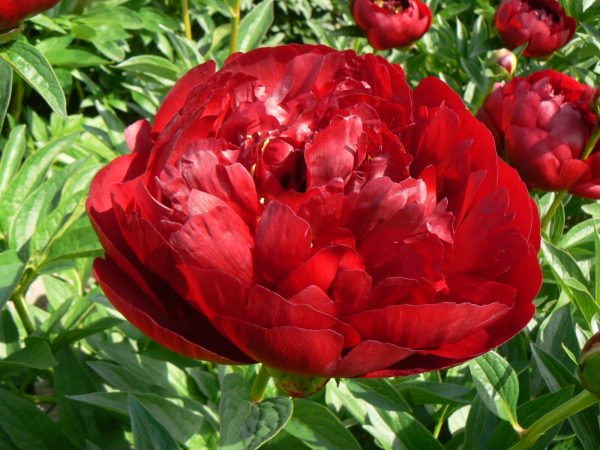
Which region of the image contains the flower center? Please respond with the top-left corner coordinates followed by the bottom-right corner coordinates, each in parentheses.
top-left (371, 0), bottom-right (411, 13)
top-left (526, 0), bottom-right (560, 24)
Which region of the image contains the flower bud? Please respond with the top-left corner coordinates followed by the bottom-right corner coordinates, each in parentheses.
top-left (487, 49), bottom-right (517, 77)
top-left (579, 332), bottom-right (600, 396)
top-left (266, 367), bottom-right (328, 398)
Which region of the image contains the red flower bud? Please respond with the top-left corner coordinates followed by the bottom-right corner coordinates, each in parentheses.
top-left (495, 0), bottom-right (576, 58)
top-left (478, 70), bottom-right (600, 198)
top-left (487, 49), bottom-right (518, 76)
top-left (579, 333), bottom-right (600, 396)
top-left (0, 0), bottom-right (60, 31)
top-left (351, 0), bottom-right (432, 50)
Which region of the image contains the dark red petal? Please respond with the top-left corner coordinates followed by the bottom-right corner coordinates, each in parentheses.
top-left (254, 202), bottom-right (312, 285)
top-left (277, 245), bottom-right (365, 298)
top-left (335, 340), bottom-right (414, 377)
top-left (94, 258), bottom-right (251, 364)
top-left (218, 318), bottom-right (344, 376)
top-left (346, 302), bottom-right (510, 350)
top-left (153, 61), bottom-right (217, 134)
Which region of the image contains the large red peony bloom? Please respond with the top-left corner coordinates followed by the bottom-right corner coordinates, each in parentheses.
top-left (0, 0), bottom-right (60, 31)
top-left (495, 0), bottom-right (576, 58)
top-left (351, 0), bottom-right (432, 50)
top-left (87, 45), bottom-right (541, 384)
top-left (478, 70), bottom-right (599, 198)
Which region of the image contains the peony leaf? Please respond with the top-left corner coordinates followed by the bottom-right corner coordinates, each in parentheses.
top-left (128, 394), bottom-right (179, 450)
top-left (237, 0), bottom-right (274, 52)
top-left (344, 378), bottom-right (411, 411)
top-left (72, 391), bottom-right (208, 445)
top-left (0, 125), bottom-right (27, 198)
top-left (285, 398), bottom-right (361, 450)
top-left (468, 351), bottom-right (520, 430)
top-left (0, 337), bottom-right (57, 377)
top-left (0, 59), bottom-right (11, 133)
top-left (0, 40), bottom-right (67, 117)
top-left (219, 372), bottom-right (293, 450)
top-left (0, 132), bottom-right (78, 233)
top-left (0, 388), bottom-right (77, 450)
top-left (0, 250), bottom-right (24, 310)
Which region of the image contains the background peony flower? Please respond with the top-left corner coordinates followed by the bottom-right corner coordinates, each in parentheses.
top-left (495, 0), bottom-right (576, 58)
top-left (478, 70), bottom-right (599, 198)
top-left (87, 45), bottom-right (541, 385)
top-left (351, 0), bottom-right (432, 50)
top-left (0, 0), bottom-right (60, 31)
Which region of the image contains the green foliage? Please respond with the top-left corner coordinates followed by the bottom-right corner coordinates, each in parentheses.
top-left (0, 0), bottom-right (598, 449)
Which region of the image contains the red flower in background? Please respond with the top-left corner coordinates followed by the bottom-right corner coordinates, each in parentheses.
top-left (478, 70), bottom-right (599, 198)
top-left (352, 0), bottom-right (432, 50)
top-left (87, 45), bottom-right (541, 389)
top-left (0, 0), bottom-right (60, 31)
top-left (495, 0), bottom-right (576, 58)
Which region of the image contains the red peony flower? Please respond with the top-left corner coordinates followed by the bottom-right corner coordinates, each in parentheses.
top-left (351, 0), bottom-right (432, 50)
top-left (478, 70), bottom-right (599, 198)
top-left (0, 0), bottom-right (60, 31)
top-left (495, 0), bottom-right (576, 58)
top-left (87, 45), bottom-right (541, 388)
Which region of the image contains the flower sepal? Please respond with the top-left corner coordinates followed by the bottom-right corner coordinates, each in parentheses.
top-left (267, 367), bottom-right (329, 398)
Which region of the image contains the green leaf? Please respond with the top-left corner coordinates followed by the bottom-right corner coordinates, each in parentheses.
top-left (365, 409), bottom-right (444, 450)
top-left (0, 133), bottom-right (78, 232)
top-left (0, 337), bottom-right (57, 376)
top-left (116, 55), bottom-right (180, 81)
top-left (219, 372), bottom-right (293, 450)
top-left (285, 398), bottom-right (360, 450)
top-left (468, 351), bottom-right (520, 429)
top-left (531, 345), bottom-right (600, 450)
top-left (128, 394), bottom-right (179, 450)
top-left (54, 346), bottom-right (128, 449)
top-left (0, 40), bottom-right (66, 117)
top-left (71, 392), bottom-right (206, 445)
top-left (464, 397), bottom-right (499, 450)
top-left (7, 158), bottom-right (88, 252)
top-left (53, 317), bottom-right (123, 347)
top-left (541, 239), bottom-right (599, 325)
top-left (0, 250), bottom-right (24, 310)
top-left (344, 378), bottom-right (411, 411)
top-left (396, 381), bottom-right (474, 405)
top-left (0, 59), bottom-right (11, 133)
top-left (237, 0), bottom-right (274, 52)
top-left (0, 388), bottom-right (77, 450)
top-left (0, 125), bottom-right (27, 197)
top-left (487, 387), bottom-right (574, 450)
top-left (44, 49), bottom-right (109, 68)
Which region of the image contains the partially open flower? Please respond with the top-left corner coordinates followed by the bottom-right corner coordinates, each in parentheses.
top-left (579, 333), bottom-right (600, 396)
top-left (88, 45), bottom-right (541, 393)
top-left (477, 70), bottom-right (599, 198)
top-left (0, 0), bottom-right (60, 31)
top-left (352, 0), bottom-right (432, 50)
top-left (495, 0), bottom-right (576, 58)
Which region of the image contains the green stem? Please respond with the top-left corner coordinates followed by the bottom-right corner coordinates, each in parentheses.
top-left (433, 405), bottom-right (450, 439)
top-left (509, 391), bottom-right (599, 450)
top-left (229, 0), bottom-right (242, 54)
top-left (540, 190), bottom-right (567, 232)
top-left (581, 122), bottom-right (600, 160)
top-left (12, 293), bottom-right (34, 335)
top-left (181, 0), bottom-right (192, 40)
top-left (250, 365), bottom-right (271, 403)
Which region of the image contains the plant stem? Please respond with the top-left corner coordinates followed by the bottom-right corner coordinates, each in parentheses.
top-left (229, 0), bottom-right (242, 54)
top-left (509, 391), bottom-right (599, 450)
top-left (181, 0), bottom-right (192, 40)
top-left (250, 365), bottom-right (271, 403)
top-left (540, 190), bottom-right (567, 231)
top-left (12, 293), bottom-right (34, 335)
top-left (581, 123), bottom-right (600, 160)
